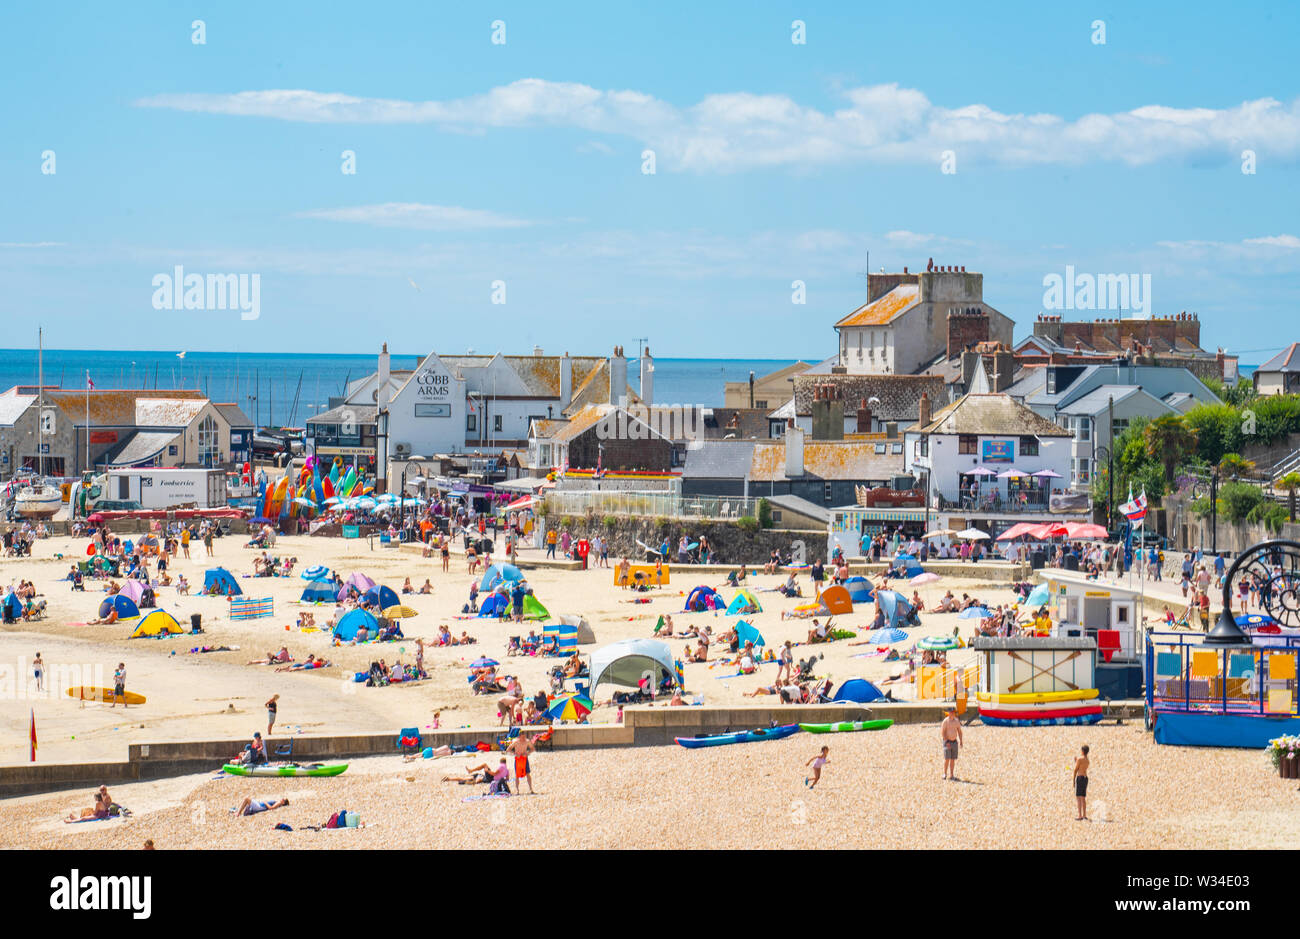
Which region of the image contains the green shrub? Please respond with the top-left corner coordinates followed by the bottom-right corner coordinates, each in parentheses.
top-left (603, 515), bottom-right (618, 528)
top-left (735, 515), bottom-right (759, 533)
top-left (1218, 480), bottom-right (1264, 523)
top-left (757, 498), bottom-right (773, 529)
top-left (560, 515), bottom-right (574, 529)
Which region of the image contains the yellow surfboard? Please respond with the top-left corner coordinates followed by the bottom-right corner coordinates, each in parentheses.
top-left (976, 689), bottom-right (1098, 705)
top-left (66, 686), bottom-right (147, 705)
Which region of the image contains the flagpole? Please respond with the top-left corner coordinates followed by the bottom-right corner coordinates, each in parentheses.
top-left (85, 371), bottom-right (90, 475)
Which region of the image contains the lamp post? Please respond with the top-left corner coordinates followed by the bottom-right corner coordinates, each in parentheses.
top-left (399, 456), bottom-right (429, 541)
top-left (1210, 470), bottom-right (1220, 555)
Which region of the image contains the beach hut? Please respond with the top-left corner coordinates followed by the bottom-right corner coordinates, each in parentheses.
top-left (558, 614), bottom-right (596, 644)
top-left (684, 585), bottom-right (724, 612)
top-left (477, 593), bottom-right (509, 618)
top-left (589, 638), bottom-right (677, 691)
top-left (363, 584), bottom-right (401, 611)
top-left (832, 677), bottom-right (887, 704)
top-left (736, 620), bottom-right (766, 648)
top-left (333, 608), bottom-right (378, 642)
top-left (725, 588), bottom-right (762, 616)
top-left (129, 610), bottom-right (183, 639)
top-left (98, 594), bottom-right (140, 620)
top-left (204, 567), bottom-right (241, 596)
top-left (300, 578), bottom-right (336, 603)
top-left (819, 585), bottom-right (853, 615)
top-left (522, 594), bottom-right (551, 621)
top-left (844, 576), bottom-right (874, 604)
top-left (479, 563), bottom-right (525, 592)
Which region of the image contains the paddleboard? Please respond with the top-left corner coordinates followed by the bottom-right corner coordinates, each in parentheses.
top-left (979, 712), bottom-right (1103, 727)
top-left (798, 719), bottom-right (893, 734)
top-left (675, 724), bottom-right (800, 748)
top-left (976, 689), bottom-right (1098, 705)
top-left (66, 686), bottom-right (147, 705)
top-left (222, 762), bottom-right (349, 777)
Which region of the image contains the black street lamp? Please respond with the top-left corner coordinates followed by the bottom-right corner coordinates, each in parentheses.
top-left (399, 456), bottom-right (429, 541)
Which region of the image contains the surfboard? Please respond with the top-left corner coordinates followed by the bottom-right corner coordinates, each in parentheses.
top-left (66, 686), bottom-right (147, 705)
top-left (976, 689), bottom-right (1098, 705)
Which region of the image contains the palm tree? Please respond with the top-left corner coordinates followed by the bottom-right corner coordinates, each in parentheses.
top-left (1217, 453), bottom-right (1256, 479)
top-left (1277, 471), bottom-right (1300, 522)
top-left (1143, 415), bottom-right (1198, 483)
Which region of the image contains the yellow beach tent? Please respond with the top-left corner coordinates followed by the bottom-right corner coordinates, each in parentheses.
top-left (130, 609), bottom-right (185, 639)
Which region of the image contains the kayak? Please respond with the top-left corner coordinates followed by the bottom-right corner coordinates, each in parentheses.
top-left (66, 686), bottom-right (147, 705)
top-left (798, 719), bottom-right (894, 734)
top-left (222, 762), bottom-right (349, 777)
top-left (675, 724), bottom-right (800, 748)
top-left (980, 712), bottom-right (1103, 727)
top-left (977, 705), bottom-right (1102, 721)
top-left (977, 689), bottom-right (1098, 705)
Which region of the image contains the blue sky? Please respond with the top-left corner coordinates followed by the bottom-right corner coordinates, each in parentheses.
top-left (2, 0), bottom-right (1298, 362)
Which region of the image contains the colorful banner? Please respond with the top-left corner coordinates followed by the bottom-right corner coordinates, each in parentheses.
top-left (981, 439), bottom-right (1014, 462)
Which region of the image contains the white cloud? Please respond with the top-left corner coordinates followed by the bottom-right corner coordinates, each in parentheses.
top-left (1243, 234), bottom-right (1300, 249)
top-left (136, 80), bottom-right (1300, 172)
top-left (0, 241), bottom-right (65, 248)
top-left (295, 203), bottom-right (534, 230)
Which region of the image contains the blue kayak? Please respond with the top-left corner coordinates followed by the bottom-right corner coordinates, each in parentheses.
top-left (675, 724), bottom-right (801, 748)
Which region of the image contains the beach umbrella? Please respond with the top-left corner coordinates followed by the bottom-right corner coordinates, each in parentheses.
top-left (910, 572), bottom-right (941, 586)
top-left (996, 468), bottom-right (1028, 479)
top-left (866, 626), bottom-right (909, 644)
top-left (1031, 470), bottom-right (1063, 478)
top-left (354, 496), bottom-right (378, 511)
top-left (1063, 522), bottom-right (1108, 540)
top-left (996, 522), bottom-right (1039, 541)
top-left (923, 528), bottom-right (957, 539)
top-left (545, 693), bottom-right (593, 722)
top-left (1236, 613), bottom-right (1276, 628)
top-left (382, 605), bottom-right (419, 619)
top-left (301, 565), bottom-right (330, 581)
top-left (967, 467), bottom-right (997, 476)
top-left (469, 656), bottom-right (499, 669)
top-left (956, 528), bottom-right (990, 540)
top-left (292, 497), bottom-right (315, 508)
top-left (918, 635), bottom-right (960, 651)
top-left (958, 606), bottom-right (994, 619)
top-left (1026, 583), bottom-right (1051, 607)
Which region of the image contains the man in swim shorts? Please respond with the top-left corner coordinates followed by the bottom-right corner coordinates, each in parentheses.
top-left (507, 731), bottom-right (536, 794)
top-left (237, 796), bottom-right (288, 816)
top-left (1072, 745), bottom-right (1090, 820)
top-left (940, 708), bottom-right (962, 780)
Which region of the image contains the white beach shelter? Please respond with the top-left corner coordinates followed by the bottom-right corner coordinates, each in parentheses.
top-left (957, 528), bottom-right (990, 540)
top-left (589, 638), bottom-right (676, 691)
top-left (558, 613), bottom-right (596, 644)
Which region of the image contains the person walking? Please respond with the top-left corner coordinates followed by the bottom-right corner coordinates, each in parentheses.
top-left (545, 527), bottom-right (558, 559)
top-left (1072, 745), bottom-right (1091, 820)
top-left (940, 708), bottom-right (963, 780)
top-left (33, 651), bottom-right (45, 693)
top-left (266, 693), bottom-right (279, 736)
top-left (112, 662), bottom-right (127, 708)
top-left (805, 745), bottom-right (829, 789)
top-left (507, 731), bottom-right (536, 794)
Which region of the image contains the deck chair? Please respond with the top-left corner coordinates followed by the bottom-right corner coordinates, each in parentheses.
top-left (397, 726), bottom-right (421, 756)
top-left (274, 738), bottom-right (294, 758)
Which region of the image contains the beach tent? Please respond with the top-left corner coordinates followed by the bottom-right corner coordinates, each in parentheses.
top-left (346, 572), bottom-right (377, 593)
top-left (129, 609), bottom-right (183, 639)
top-left (300, 578), bottom-right (336, 603)
top-left (844, 576), bottom-right (874, 604)
top-left (558, 614), bottom-right (596, 644)
top-left (363, 584), bottom-right (401, 611)
top-left (818, 585), bottom-right (853, 615)
top-left (1, 592), bottom-right (22, 621)
top-left (874, 590), bottom-right (915, 630)
top-left (118, 580), bottom-right (147, 605)
top-left (204, 567), bottom-right (241, 596)
top-left (684, 585), bottom-right (724, 612)
top-left (479, 563), bottom-right (525, 592)
top-left (1025, 583), bottom-right (1050, 607)
top-left (333, 608), bottom-right (378, 641)
top-left (589, 638), bottom-right (677, 691)
top-left (98, 594), bottom-right (140, 620)
top-left (891, 553), bottom-right (924, 578)
top-left (725, 588), bottom-right (762, 616)
top-left (478, 593), bottom-right (509, 618)
top-left (522, 594), bottom-right (551, 621)
top-left (832, 677), bottom-right (887, 704)
top-left (736, 620), bottom-right (766, 648)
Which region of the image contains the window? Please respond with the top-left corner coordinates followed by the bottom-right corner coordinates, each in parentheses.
top-left (414, 403), bottom-right (450, 418)
top-left (891, 442), bottom-right (903, 454)
top-left (920, 437), bottom-right (929, 457)
top-left (1019, 435), bottom-right (1039, 456)
top-left (874, 443), bottom-right (886, 454)
top-left (958, 434), bottom-right (977, 454)
top-left (1046, 370), bottom-right (1057, 394)
top-left (1111, 418), bottom-right (1129, 435)
top-left (824, 482), bottom-right (833, 503)
top-left (539, 444), bottom-right (551, 465)
top-left (1074, 457), bottom-right (1090, 483)
top-left (196, 415), bottom-right (219, 466)
top-left (494, 415), bottom-right (503, 432)
top-left (1076, 418), bottom-right (1090, 442)
top-left (466, 414), bottom-right (477, 432)
top-left (755, 400), bottom-right (767, 409)
top-left (771, 510), bottom-right (783, 524)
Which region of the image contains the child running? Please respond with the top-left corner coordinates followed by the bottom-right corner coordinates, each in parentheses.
top-left (805, 746), bottom-right (829, 788)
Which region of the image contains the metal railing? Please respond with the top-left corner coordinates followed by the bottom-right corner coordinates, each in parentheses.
top-left (542, 490), bottom-right (760, 520)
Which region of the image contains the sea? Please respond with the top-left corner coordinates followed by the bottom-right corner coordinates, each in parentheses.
top-left (0, 349), bottom-right (813, 429)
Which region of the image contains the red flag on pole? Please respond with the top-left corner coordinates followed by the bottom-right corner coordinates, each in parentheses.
top-left (29, 708), bottom-right (37, 762)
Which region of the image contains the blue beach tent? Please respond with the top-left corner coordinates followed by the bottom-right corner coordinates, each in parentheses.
top-left (333, 608), bottom-right (378, 642)
top-left (204, 567), bottom-right (242, 596)
top-left (300, 578), bottom-right (336, 603)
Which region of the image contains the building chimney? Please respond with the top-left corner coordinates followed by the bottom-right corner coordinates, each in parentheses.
top-left (918, 391), bottom-right (932, 427)
top-left (785, 423), bottom-right (805, 478)
top-left (559, 352), bottom-right (573, 410)
top-left (639, 345), bottom-right (654, 406)
top-left (856, 398), bottom-right (873, 433)
top-left (609, 346), bottom-right (628, 406)
top-left (885, 421), bottom-right (899, 439)
top-left (960, 349), bottom-right (980, 389)
top-left (811, 384), bottom-right (843, 441)
top-left (377, 342), bottom-right (391, 492)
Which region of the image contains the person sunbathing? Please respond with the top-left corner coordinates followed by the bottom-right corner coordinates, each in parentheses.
top-left (249, 646), bottom-right (292, 665)
top-left (743, 682), bottom-right (782, 697)
top-left (910, 591), bottom-right (926, 613)
top-left (655, 614), bottom-right (675, 637)
top-left (457, 630), bottom-right (476, 646)
top-left (419, 579), bottom-right (433, 594)
top-left (442, 761), bottom-right (507, 787)
top-left (87, 608), bottom-right (119, 625)
top-left (236, 797), bottom-right (288, 816)
top-left (65, 791), bottom-right (110, 822)
top-left (684, 638), bottom-right (709, 663)
top-left (277, 654), bottom-right (329, 672)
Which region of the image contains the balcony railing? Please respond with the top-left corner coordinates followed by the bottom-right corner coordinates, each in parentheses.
top-left (935, 491), bottom-right (1053, 514)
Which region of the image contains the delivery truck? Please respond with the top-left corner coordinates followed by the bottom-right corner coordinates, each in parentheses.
top-left (80, 468), bottom-right (228, 512)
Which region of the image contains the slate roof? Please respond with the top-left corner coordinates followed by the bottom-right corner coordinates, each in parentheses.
top-left (680, 441), bottom-right (758, 479)
top-left (792, 373), bottom-right (945, 422)
top-left (1258, 342), bottom-right (1300, 373)
top-left (749, 440), bottom-right (905, 481)
top-left (915, 394), bottom-right (1071, 437)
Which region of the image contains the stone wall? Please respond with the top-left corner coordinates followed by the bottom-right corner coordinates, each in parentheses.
top-left (543, 512), bottom-right (825, 565)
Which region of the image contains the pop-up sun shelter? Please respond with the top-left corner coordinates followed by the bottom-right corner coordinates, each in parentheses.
top-left (204, 567), bottom-right (241, 596)
top-left (891, 553), bottom-right (924, 578)
top-left (832, 677), bottom-right (887, 704)
top-left (818, 585), bottom-right (853, 615)
top-left (736, 620), bottom-right (766, 648)
top-left (725, 588), bottom-right (762, 615)
top-left (301, 578), bottom-right (336, 603)
top-left (118, 580), bottom-right (147, 605)
top-left (478, 593), bottom-right (509, 618)
top-left (480, 563), bottom-right (525, 592)
top-left (2, 592), bottom-right (23, 620)
top-left (522, 594), bottom-right (551, 621)
top-left (684, 585), bottom-right (724, 612)
top-left (589, 638), bottom-right (677, 691)
top-left (98, 594), bottom-right (140, 620)
top-left (844, 576), bottom-right (874, 604)
top-left (874, 589), bottom-right (916, 629)
top-left (558, 614), bottom-right (596, 643)
top-left (364, 584), bottom-right (401, 611)
top-left (129, 609), bottom-right (183, 638)
top-left (333, 607), bottom-right (378, 641)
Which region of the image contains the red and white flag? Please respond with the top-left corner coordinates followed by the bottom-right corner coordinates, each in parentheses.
top-left (86, 371), bottom-right (94, 390)
top-left (1119, 490), bottom-right (1148, 524)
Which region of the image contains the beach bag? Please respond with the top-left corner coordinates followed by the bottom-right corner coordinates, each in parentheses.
top-left (325, 811), bottom-right (340, 829)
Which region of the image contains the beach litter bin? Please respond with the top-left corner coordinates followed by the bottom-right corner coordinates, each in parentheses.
top-left (1030, 550), bottom-right (1046, 570)
top-left (190, 613), bottom-right (202, 633)
top-left (1064, 554), bottom-right (1079, 572)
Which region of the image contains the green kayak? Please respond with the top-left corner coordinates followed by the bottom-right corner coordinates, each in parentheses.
top-left (222, 762), bottom-right (349, 777)
top-left (798, 719), bottom-right (893, 734)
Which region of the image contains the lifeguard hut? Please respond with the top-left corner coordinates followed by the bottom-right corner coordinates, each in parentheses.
top-left (1037, 570), bottom-right (1143, 698)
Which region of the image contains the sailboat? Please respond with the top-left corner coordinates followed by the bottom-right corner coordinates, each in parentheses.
top-left (15, 329), bottom-right (63, 520)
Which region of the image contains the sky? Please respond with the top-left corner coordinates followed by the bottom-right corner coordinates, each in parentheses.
top-left (1, 1), bottom-right (1298, 362)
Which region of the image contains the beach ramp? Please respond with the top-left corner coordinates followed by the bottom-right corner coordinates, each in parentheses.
top-left (726, 588), bottom-right (762, 615)
top-left (832, 677), bottom-right (887, 704)
top-left (333, 608), bottom-right (378, 641)
top-left (819, 585), bottom-right (853, 615)
top-left (130, 610), bottom-right (183, 639)
top-left (99, 594), bottom-right (140, 620)
top-left (589, 638), bottom-right (677, 691)
top-left (204, 567), bottom-right (241, 596)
